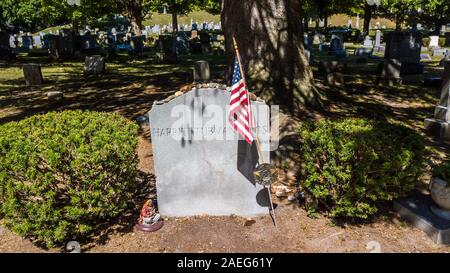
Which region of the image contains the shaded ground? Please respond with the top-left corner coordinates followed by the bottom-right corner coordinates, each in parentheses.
top-left (1, 48), bottom-right (450, 253)
top-left (1, 125), bottom-right (449, 253)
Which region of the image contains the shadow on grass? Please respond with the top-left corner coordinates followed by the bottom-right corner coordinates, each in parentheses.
top-left (0, 53), bottom-right (227, 124)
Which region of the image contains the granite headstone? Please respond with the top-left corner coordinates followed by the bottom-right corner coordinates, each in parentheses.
top-left (148, 87), bottom-right (271, 217)
top-left (425, 61), bottom-right (450, 139)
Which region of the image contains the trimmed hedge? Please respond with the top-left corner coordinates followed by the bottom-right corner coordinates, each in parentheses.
top-left (0, 110), bottom-right (139, 247)
top-left (298, 119), bottom-right (426, 219)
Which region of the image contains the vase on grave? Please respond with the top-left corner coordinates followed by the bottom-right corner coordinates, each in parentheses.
top-left (429, 177), bottom-right (450, 220)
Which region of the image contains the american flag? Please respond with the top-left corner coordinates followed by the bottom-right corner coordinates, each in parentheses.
top-left (229, 57), bottom-right (254, 145)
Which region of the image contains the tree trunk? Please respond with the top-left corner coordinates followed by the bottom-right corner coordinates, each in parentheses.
top-left (363, 4), bottom-right (372, 34)
top-left (221, 0), bottom-right (321, 112)
top-left (172, 13), bottom-right (178, 34)
top-left (395, 14), bottom-right (402, 32)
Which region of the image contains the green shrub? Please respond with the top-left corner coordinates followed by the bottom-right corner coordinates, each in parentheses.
top-left (298, 119), bottom-right (426, 219)
top-left (0, 110), bottom-right (139, 247)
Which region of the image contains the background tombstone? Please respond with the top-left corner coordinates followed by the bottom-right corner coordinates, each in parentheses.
top-left (21, 35), bottom-right (33, 49)
top-left (354, 47), bottom-right (373, 57)
top-left (130, 35), bottom-right (144, 55)
top-left (156, 35), bottom-right (178, 63)
top-left (23, 64), bottom-right (43, 85)
top-left (0, 31), bottom-right (10, 49)
top-left (199, 32), bottom-right (211, 53)
top-left (84, 56), bottom-right (105, 75)
top-left (318, 60), bottom-right (346, 86)
top-left (47, 34), bottom-right (60, 58)
top-left (375, 30), bottom-right (382, 47)
top-left (9, 35), bottom-right (16, 48)
top-left (425, 61), bottom-right (450, 139)
top-left (329, 33), bottom-right (346, 58)
top-left (148, 87), bottom-right (270, 217)
top-left (193, 60), bottom-right (210, 82)
top-left (421, 53), bottom-right (432, 61)
top-left (78, 33), bottom-right (99, 53)
top-left (58, 29), bottom-right (75, 58)
top-left (429, 35), bottom-right (440, 49)
top-left (313, 33), bottom-right (321, 45)
top-left (433, 48), bottom-right (447, 57)
top-left (363, 35), bottom-right (373, 47)
top-left (33, 35), bottom-right (42, 48)
top-left (384, 31), bottom-right (423, 75)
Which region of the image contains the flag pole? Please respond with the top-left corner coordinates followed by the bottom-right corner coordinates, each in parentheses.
top-left (232, 36), bottom-right (277, 228)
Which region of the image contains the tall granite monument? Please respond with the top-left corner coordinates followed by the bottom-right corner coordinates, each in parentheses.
top-left (384, 31), bottom-right (423, 75)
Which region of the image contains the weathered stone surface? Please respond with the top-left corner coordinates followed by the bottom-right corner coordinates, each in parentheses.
top-left (429, 35), bottom-right (440, 49)
top-left (47, 91), bottom-right (63, 101)
top-left (84, 56), bottom-right (105, 75)
top-left (363, 36), bottom-right (373, 48)
top-left (148, 87), bottom-right (271, 217)
top-left (193, 60), bottom-right (211, 82)
top-left (374, 30), bottom-right (382, 47)
top-left (23, 63), bottom-right (43, 85)
top-left (384, 31), bottom-right (422, 64)
top-left (384, 31), bottom-right (423, 75)
top-left (394, 192), bottom-right (450, 245)
top-left (433, 48), bottom-right (447, 57)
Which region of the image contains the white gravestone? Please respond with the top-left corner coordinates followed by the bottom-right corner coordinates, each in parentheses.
top-left (148, 88), bottom-right (271, 217)
top-left (363, 36), bottom-right (373, 47)
top-left (375, 30), bottom-right (382, 47)
top-left (33, 36), bottom-right (42, 48)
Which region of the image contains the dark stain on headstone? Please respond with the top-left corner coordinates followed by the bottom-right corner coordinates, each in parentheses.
top-left (237, 139), bottom-right (259, 186)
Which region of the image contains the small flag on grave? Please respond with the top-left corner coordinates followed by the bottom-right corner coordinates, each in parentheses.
top-left (229, 37), bottom-right (278, 227)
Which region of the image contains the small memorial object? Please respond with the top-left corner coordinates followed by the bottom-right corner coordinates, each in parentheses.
top-left (254, 163), bottom-right (277, 187)
top-left (135, 200), bottom-right (163, 232)
top-left (66, 241), bottom-right (81, 253)
top-left (23, 64), bottom-right (43, 85)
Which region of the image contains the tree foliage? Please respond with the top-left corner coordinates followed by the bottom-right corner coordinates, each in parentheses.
top-left (0, 0), bottom-right (48, 32)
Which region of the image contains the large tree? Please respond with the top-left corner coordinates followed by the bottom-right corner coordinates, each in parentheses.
top-left (0, 0), bottom-right (49, 32)
top-left (419, 0), bottom-right (450, 34)
top-left (116, 0), bottom-right (153, 35)
top-left (41, 0), bottom-right (116, 32)
top-left (151, 0), bottom-right (202, 33)
top-left (221, 0), bottom-right (321, 113)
